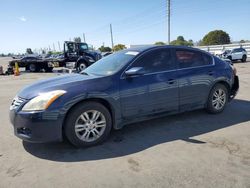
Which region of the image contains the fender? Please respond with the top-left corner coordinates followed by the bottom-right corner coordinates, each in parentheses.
top-left (60, 91), bottom-right (122, 130)
top-left (76, 56), bottom-right (91, 68)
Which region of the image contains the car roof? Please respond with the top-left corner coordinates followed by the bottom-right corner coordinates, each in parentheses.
top-left (125, 45), bottom-right (211, 55)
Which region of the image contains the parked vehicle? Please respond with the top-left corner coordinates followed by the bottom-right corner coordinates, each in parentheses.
top-left (222, 48), bottom-right (247, 62)
top-left (9, 42), bottom-right (102, 73)
top-left (54, 41), bottom-right (102, 71)
top-left (9, 46), bottom-right (239, 147)
top-left (215, 50), bottom-right (231, 57)
top-left (9, 56), bottom-right (53, 72)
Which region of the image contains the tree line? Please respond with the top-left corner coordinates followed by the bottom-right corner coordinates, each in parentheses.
top-left (5, 29), bottom-right (247, 56)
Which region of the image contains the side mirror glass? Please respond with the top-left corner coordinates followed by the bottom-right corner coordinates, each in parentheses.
top-left (125, 67), bottom-right (145, 77)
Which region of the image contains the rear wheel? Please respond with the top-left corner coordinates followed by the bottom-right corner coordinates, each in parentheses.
top-left (206, 84), bottom-right (228, 114)
top-left (44, 67), bottom-right (53, 72)
top-left (64, 102), bottom-right (112, 147)
top-left (241, 55), bottom-right (247, 62)
top-left (29, 64), bottom-right (40, 72)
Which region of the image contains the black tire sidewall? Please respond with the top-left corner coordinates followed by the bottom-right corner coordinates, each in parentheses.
top-left (78, 62), bottom-right (87, 72)
top-left (64, 102), bottom-right (112, 147)
top-left (242, 55), bottom-right (246, 62)
top-left (45, 67), bottom-right (53, 72)
top-left (29, 64), bottom-right (36, 72)
top-left (206, 84), bottom-right (228, 114)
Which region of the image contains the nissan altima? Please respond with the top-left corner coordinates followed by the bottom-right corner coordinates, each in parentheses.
top-left (9, 46), bottom-right (239, 147)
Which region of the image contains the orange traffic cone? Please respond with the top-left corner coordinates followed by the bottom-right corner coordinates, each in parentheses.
top-left (14, 62), bottom-right (20, 76)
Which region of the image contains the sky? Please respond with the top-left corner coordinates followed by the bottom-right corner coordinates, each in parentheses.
top-left (0, 0), bottom-right (250, 54)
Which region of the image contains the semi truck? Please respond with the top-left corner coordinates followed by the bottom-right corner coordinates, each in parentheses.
top-left (9, 41), bottom-right (102, 72)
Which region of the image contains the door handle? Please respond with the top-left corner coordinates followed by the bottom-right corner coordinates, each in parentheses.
top-left (208, 71), bottom-right (214, 76)
top-left (167, 79), bottom-right (175, 84)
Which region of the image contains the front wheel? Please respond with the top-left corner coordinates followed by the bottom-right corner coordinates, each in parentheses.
top-left (64, 102), bottom-right (112, 147)
top-left (206, 84), bottom-right (228, 114)
top-left (77, 62), bottom-right (87, 72)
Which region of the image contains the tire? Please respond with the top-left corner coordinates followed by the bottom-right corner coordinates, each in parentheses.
top-left (206, 84), bottom-right (228, 114)
top-left (64, 102), bottom-right (112, 147)
top-left (29, 63), bottom-right (40, 72)
top-left (77, 62), bottom-right (87, 72)
top-left (241, 55), bottom-right (247, 62)
top-left (44, 67), bottom-right (53, 72)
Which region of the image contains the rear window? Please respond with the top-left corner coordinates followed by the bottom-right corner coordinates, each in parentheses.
top-left (175, 50), bottom-right (213, 68)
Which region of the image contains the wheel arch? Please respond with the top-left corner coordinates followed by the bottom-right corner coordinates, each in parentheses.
top-left (76, 57), bottom-right (89, 68)
top-left (62, 97), bottom-right (116, 133)
top-left (210, 80), bottom-right (231, 100)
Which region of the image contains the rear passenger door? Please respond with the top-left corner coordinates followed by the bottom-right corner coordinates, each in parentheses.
top-left (175, 49), bottom-right (215, 112)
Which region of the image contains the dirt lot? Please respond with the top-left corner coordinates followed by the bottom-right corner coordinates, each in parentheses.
top-left (0, 57), bottom-right (250, 188)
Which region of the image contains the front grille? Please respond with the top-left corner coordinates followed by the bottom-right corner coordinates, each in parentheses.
top-left (10, 97), bottom-right (26, 110)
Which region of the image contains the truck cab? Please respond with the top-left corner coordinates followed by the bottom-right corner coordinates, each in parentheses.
top-left (64, 41), bottom-right (102, 71)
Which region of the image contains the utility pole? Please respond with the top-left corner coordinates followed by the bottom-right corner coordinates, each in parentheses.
top-left (58, 41), bottom-right (61, 52)
top-left (167, 0), bottom-right (171, 44)
top-left (83, 33), bottom-right (86, 43)
top-left (53, 43), bottom-right (56, 52)
top-left (110, 24), bottom-right (114, 50)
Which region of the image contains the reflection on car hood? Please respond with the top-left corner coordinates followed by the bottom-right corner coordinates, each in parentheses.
top-left (18, 73), bottom-right (97, 99)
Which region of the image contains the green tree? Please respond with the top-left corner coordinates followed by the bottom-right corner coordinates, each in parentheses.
top-left (113, 44), bottom-right (126, 51)
top-left (98, 46), bottom-right (112, 52)
top-left (26, 48), bottom-right (33, 54)
top-left (170, 36), bottom-right (193, 46)
top-left (201, 30), bottom-right (230, 45)
top-left (177, 36), bottom-right (184, 41)
top-left (154, 41), bottom-right (166, 45)
top-left (74, 37), bottom-right (81, 43)
top-left (240, 40), bottom-right (245, 43)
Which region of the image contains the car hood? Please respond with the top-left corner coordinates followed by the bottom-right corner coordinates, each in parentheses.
top-left (18, 73), bottom-right (98, 99)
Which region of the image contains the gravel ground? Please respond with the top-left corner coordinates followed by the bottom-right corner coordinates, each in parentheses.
top-left (0, 57), bottom-right (250, 188)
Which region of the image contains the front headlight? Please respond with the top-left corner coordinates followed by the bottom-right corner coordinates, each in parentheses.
top-left (22, 90), bottom-right (66, 111)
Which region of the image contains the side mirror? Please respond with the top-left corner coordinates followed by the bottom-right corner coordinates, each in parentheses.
top-left (125, 67), bottom-right (145, 77)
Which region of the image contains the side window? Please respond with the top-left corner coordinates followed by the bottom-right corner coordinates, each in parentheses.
top-left (233, 49), bottom-right (241, 53)
top-left (131, 49), bottom-right (175, 73)
top-left (175, 49), bottom-right (212, 68)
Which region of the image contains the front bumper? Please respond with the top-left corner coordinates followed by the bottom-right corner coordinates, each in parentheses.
top-left (229, 75), bottom-right (239, 101)
top-left (9, 109), bottom-right (64, 143)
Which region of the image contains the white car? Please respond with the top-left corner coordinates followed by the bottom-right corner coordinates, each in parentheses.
top-left (224, 48), bottom-right (247, 62)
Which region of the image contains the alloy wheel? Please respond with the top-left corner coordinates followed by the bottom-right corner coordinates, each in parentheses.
top-left (74, 110), bottom-right (106, 142)
top-left (212, 88), bottom-right (226, 110)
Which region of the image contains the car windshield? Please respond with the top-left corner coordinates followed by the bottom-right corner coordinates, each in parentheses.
top-left (82, 50), bottom-right (139, 76)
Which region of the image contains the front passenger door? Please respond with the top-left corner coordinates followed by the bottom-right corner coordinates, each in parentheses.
top-left (119, 48), bottom-right (179, 120)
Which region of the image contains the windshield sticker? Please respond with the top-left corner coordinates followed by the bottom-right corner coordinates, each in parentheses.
top-left (125, 51), bottom-right (139, 56)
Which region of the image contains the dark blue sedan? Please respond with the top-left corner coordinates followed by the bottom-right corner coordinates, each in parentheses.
top-left (10, 46), bottom-right (239, 147)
